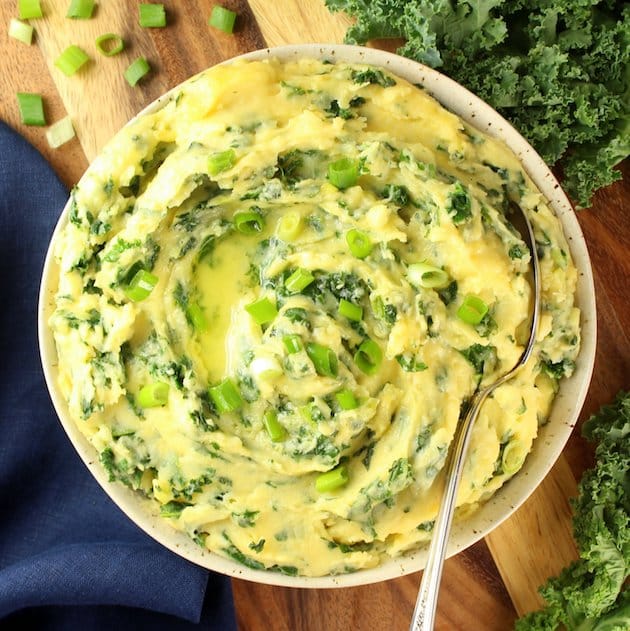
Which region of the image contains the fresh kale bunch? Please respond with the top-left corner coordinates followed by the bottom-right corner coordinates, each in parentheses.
top-left (325, 0), bottom-right (629, 207)
top-left (515, 391), bottom-right (630, 630)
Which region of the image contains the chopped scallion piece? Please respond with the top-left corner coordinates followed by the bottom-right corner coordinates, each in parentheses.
top-left (234, 210), bottom-right (264, 234)
top-left (18, 0), bottom-right (43, 19)
top-left (54, 45), bottom-right (90, 76)
top-left (8, 19), bottom-right (33, 45)
top-left (208, 378), bottom-right (243, 413)
top-left (335, 388), bottom-right (358, 410)
top-left (186, 303), bottom-right (207, 332)
top-left (315, 465), bottom-right (348, 493)
top-left (338, 299), bottom-right (363, 322)
top-left (208, 5), bottom-right (237, 34)
top-left (66, 0), bottom-right (95, 19)
top-left (282, 334), bottom-right (303, 354)
top-left (137, 381), bottom-right (169, 408)
top-left (139, 3), bottom-right (166, 27)
top-left (245, 297), bottom-right (278, 325)
top-left (407, 262), bottom-right (450, 289)
top-left (250, 356), bottom-right (282, 382)
top-left (16, 93), bottom-right (45, 126)
top-left (124, 268), bottom-right (158, 302)
top-left (457, 294), bottom-right (489, 325)
top-left (346, 229), bottom-right (372, 259)
top-left (124, 57), bottom-right (151, 86)
top-left (263, 409), bottom-right (286, 442)
top-left (46, 116), bottom-right (75, 148)
top-left (208, 149), bottom-right (236, 175)
top-left (277, 211), bottom-right (302, 241)
top-left (306, 342), bottom-right (338, 378)
top-left (285, 268), bottom-right (314, 293)
top-left (354, 338), bottom-right (382, 375)
top-left (95, 33), bottom-right (124, 56)
top-left (328, 157), bottom-right (358, 189)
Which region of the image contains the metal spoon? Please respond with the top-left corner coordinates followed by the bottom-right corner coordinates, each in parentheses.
top-left (409, 204), bottom-right (542, 631)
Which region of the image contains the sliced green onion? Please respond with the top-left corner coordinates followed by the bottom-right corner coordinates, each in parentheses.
top-left (208, 378), bottom-right (242, 413)
top-left (54, 45), bottom-right (90, 76)
top-left (186, 303), bottom-right (207, 332)
top-left (335, 388), bottom-right (358, 411)
top-left (277, 211), bottom-right (302, 241)
top-left (234, 210), bottom-right (264, 234)
top-left (457, 294), bottom-right (489, 325)
top-left (16, 93), bottom-right (45, 126)
top-left (95, 33), bottom-right (124, 56)
top-left (263, 409), bottom-right (286, 442)
top-left (245, 297), bottom-right (278, 325)
top-left (315, 465), bottom-right (348, 493)
top-left (285, 268), bottom-right (315, 293)
top-left (282, 334), bottom-right (303, 354)
top-left (66, 0), bottom-right (95, 19)
top-left (209, 5), bottom-right (237, 34)
top-left (306, 342), bottom-right (338, 378)
top-left (46, 116), bottom-right (75, 148)
top-left (124, 268), bottom-right (158, 301)
top-left (137, 381), bottom-right (169, 408)
top-left (407, 262), bottom-right (449, 289)
top-left (354, 338), bottom-right (382, 375)
top-left (338, 299), bottom-right (363, 322)
top-left (346, 229), bottom-right (372, 259)
top-left (208, 149), bottom-right (236, 175)
top-left (18, 0), bottom-right (43, 19)
top-left (124, 57), bottom-right (151, 86)
top-left (139, 3), bottom-right (166, 27)
top-left (8, 19), bottom-right (33, 45)
top-left (250, 356), bottom-right (282, 382)
top-left (328, 157), bottom-right (358, 189)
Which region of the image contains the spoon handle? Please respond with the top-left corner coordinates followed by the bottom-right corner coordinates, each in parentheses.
top-left (409, 389), bottom-right (489, 631)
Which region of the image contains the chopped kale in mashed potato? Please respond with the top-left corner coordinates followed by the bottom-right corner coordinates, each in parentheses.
top-left (49, 58), bottom-right (580, 577)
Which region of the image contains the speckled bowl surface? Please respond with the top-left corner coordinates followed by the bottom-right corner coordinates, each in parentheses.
top-left (38, 44), bottom-right (596, 588)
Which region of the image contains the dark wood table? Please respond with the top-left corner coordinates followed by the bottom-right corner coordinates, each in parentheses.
top-left (1, 2), bottom-right (627, 629)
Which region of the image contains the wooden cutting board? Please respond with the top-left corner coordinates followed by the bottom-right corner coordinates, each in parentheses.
top-left (1, 2), bottom-right (627, 629)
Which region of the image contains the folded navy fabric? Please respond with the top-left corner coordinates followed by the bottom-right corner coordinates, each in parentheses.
top-left (0, 121), bottom-right (237, 631)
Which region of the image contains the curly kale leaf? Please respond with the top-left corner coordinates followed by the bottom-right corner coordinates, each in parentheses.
top-left (515, 392), bottom-right (630, 631)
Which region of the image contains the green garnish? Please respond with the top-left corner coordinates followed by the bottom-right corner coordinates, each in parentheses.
top-left (66, 0), bottom-right (95, 19)
top-left (457, 294), bottom-right (489, 326)
top-left (328, 157), bottom-right (358, 189)
top-left (354, 338), bottom-right (382, 375)
top-left (54, 45), bottom-right (90, 76)
top-left (208, 149), bottom-right (236, 175)
top-left (137, 381), bottom-right (169, 408)
top-left (208, 378), bottom-right (243, 413)
top-left (95, 33), bottom-right (124, 57)
top-left (315, 465), bottom-right (349, 493)
top-left (16, 93), bottom-right (45, 126)
top-left (233, 210), bottom-right (264, 234)
top-left (306, 342), bottom-right (338, 378)
top-left (124, 57), bottom-right (151, 86)
top-left (208, 5), bottom-right (237, 34)
top-left (124, 269), bottom-right (158, 302)
top-left (139, 3), bottom-right (166, 27)
top-left (345, 229), bottom-right (372, 259)
top-left (285, 268), bottom-right (315, 293)
top-left (338, 299), bottom-right (363, 322)
top-left (245, 297), bottom-right (278, 326)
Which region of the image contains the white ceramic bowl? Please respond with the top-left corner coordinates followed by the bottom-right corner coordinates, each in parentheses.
top-left (38, 44), bottom-right (596, 587)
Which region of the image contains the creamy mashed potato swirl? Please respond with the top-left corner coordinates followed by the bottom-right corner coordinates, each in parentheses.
top-left (50, 58), bottom-right (580, 577)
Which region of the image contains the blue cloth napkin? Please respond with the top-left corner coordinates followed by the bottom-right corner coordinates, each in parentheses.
top-left (0, 122), bottom-right (237, 631)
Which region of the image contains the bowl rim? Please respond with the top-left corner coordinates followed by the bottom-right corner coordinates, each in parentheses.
top-left (38, 43), bottom-right (596, 588)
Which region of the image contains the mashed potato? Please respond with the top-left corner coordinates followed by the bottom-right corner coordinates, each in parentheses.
top-left (49, 58), bottom-right (580, 576)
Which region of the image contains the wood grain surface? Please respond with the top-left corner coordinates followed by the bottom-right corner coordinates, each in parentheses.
top-left (1, 2), bottom-right (627, 630)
